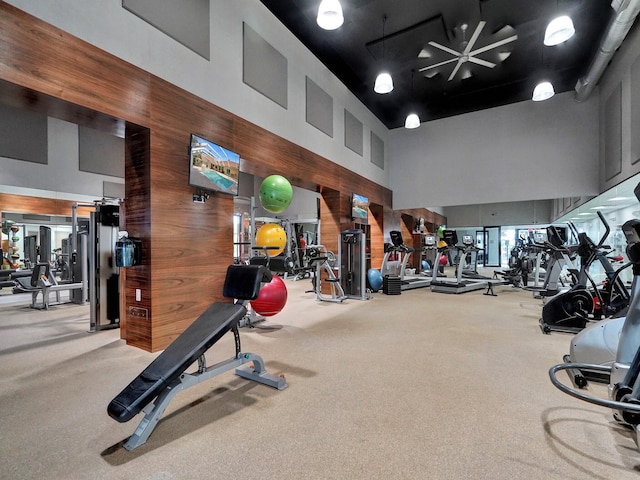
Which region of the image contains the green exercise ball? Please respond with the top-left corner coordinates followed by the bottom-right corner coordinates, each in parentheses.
top-left (259, 175), bottom-right (293, 214)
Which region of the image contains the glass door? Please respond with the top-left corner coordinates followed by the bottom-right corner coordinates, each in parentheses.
top-left (475, 230), bottom-right (485, 266)
top-left (483, 226), bottom-right (501, 267)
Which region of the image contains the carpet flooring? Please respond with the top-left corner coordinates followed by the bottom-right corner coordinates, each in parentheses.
top-left (1, 273), bottom-right (640, 479)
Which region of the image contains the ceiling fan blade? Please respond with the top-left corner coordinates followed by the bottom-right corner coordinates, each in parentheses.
top-left (428, 41), bottom-right (461, 57)
top-left (468, 57), bottom-right (495, 68)
top-left (448, 59), bottom-right (464, 81)
top-left (418, 58), bottom-right (459, 72)
top-left (470, 34), bottom-right (518, 56)
top-left (494, 25), bottom-right (516, 38)
top-left (463, 21), bottom-right (486, 54)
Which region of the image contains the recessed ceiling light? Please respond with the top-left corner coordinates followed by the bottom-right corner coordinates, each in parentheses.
top-left (610, 196), bottom-right (630, 201)
top-left (590, 205), bottom-right (611, 210)
top-left (578, 212), bottom-right (592, 215)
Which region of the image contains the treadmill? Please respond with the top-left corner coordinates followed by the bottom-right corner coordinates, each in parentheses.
top-left (386, 230), bottom-right (431, 290)
top-left (430, 230), bottom-right (488, 294)
top-left (459, 234), bottom-right (491, 280)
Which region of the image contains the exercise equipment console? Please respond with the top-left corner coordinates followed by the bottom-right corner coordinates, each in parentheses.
top-left (107, 264), bottom-right (287, 451)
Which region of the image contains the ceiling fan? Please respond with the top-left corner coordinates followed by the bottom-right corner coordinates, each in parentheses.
top-left (419, 21), bottom-right (518, 81)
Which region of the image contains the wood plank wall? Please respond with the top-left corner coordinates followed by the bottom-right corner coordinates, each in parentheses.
top-left (0, 3), bottom-right (399, 351)
top-left (0, 194), bottom-right (94, 219)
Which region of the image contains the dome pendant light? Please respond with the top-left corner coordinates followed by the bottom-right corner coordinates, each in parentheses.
top-left (374, 73), bottom-right (394, 94)
top-left (544, 15), bottom-right (575, 46)
top-left (374, 15), bottom-right (393, 94)
top-left (532, 81), bottom-right (555, 101)
top-left (404, 113), bottom-right (420, 129)
top-left (317, 0), bottom-right (344, 30)
top-left (404, 70), bottom-right (420, 129)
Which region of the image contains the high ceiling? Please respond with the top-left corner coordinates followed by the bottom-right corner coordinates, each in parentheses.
top-left (260, 0), bottom-right (615, 129)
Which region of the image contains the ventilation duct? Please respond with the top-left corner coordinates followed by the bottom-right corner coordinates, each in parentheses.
top-left (575, 0), bottom-right (640, 102)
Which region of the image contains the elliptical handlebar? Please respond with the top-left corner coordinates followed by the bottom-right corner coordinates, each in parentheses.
top-left (567, 221), bottom-right (580, 245)
top-left (596, 210), bottom-right (611, 249)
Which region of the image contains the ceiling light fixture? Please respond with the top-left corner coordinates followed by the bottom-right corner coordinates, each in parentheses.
top-left (404, 69), bottom-right (420, 129)
top-left (404, 113), bottom-right (420, 129)
top-left (532, 81), bottom-right (555, 101)
top-left (544, 15), bottom-right (575, 46)
top-left (316, 0), bottom-right (344, 30)
top-left (374, 15), bottom-right (393, 94)
top-left (374, 73), bottom-right (393, 94)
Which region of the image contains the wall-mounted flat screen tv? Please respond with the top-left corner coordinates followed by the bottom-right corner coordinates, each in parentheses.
top-left (351, 193), bottom-right (369, 223)
top-left (189, 134), bottom-right (240, 196)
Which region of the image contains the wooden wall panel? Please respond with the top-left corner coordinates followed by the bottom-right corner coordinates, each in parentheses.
top-left (369, 204), bottom-right (384, 270)
top-left (0, 3), bottom-right (395, 351)
top-left (148, 78), bottom-right (236, 349)
top-left (0, 193), bottom-right (93, 218)
top-left (120, 124), bottom-right (151, 348)
top-left (319, 187), bottom-right (342, 255)
top-left (0, 3), bottom-right (150, 127)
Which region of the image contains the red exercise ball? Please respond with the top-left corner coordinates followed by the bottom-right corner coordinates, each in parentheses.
top-left (250, 275), bottom-right (288, 317)
top-left (439, 254), bottom-right (448, 266)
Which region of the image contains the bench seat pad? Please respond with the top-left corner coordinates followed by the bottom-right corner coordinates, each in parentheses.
top-left (107, 302), bottom-right (246, 423)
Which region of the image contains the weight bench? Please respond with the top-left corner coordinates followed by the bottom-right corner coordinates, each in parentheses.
top-left (13, 263), bottom-right (83, 309)
top-left (107, 264), bottom-right (288, 451)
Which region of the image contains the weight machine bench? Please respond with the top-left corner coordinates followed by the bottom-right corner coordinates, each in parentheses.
top-left (305, 245), bottom-right (346, 303)
top-left (13, 263), bottom-right (82, 309)
top-left (107, 264), bottom-right (288, 451)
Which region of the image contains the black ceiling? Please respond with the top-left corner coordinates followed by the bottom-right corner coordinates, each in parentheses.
top-left (260, 0), bottom-right (615, 129)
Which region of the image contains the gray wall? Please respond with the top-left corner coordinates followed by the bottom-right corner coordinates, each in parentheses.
top-left (1, 116), bottom-right (124, 199)
top-left (596, 17), bottom-right (640, 194)
top-left (389, 91), bottom-right (600, 210)
top-left (443, 200), bottom-right (552, 228)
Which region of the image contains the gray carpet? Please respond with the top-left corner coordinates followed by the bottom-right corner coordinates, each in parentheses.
top-left (1, 276), bottom-right (640, 480)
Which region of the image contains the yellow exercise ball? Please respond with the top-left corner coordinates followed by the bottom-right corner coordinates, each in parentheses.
top-left (255, 223), bottom-right (287, 256)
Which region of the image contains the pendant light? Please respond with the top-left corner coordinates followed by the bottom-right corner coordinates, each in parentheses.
top-left (404, 70), bottom-right (420, 129)
top-left (544, 15), bottom-right (575, 45)
top-left (404, 113), bottom-right (420, 129)
top-left (374, 73), bottom-right (393, 94)
top-left (317, 0), bottom-right (344, 31)
top-left (532, 81), bottom-right (555, 101)
top-left (374, 15), bottom-right (393, 94)
top-left (544, 0), bottom-right (575, 47)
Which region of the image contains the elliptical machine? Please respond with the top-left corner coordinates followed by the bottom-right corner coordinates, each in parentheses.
top-left (549, 216), bottom-right (640, 450)
top-left (539, 211), bottom-right (630, 334)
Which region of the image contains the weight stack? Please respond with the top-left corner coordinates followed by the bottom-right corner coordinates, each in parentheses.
top-left (383, 275), bottom-right (402, 295)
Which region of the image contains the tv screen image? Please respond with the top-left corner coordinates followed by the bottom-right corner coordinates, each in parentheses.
top-left (351, 193), bottom-right (369, 222)
top-left (189, 134), bottom-right (240, 195)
